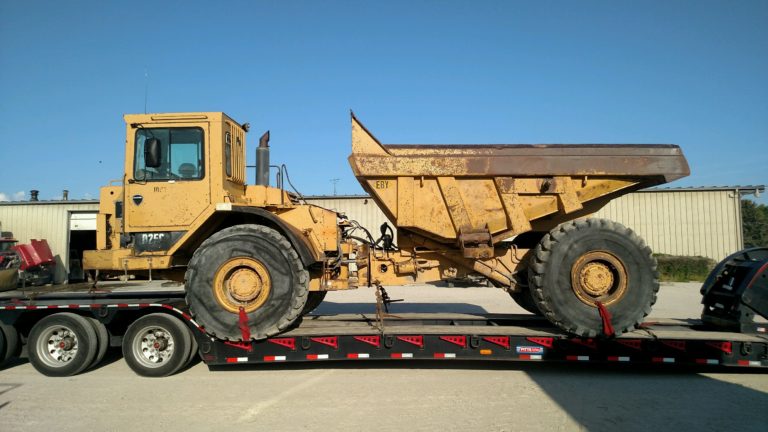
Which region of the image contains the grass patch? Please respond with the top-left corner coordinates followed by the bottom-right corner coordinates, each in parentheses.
top-left (653, 254), bottom-right (716, 282)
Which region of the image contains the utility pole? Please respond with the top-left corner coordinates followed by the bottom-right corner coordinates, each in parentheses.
top-left (330, 178), bottom-right (340, 196)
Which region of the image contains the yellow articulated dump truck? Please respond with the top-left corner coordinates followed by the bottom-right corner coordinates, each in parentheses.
top-left (83, 112), bottom-right (689, 340)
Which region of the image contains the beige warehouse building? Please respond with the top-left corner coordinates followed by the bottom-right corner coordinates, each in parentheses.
top-left (0, 185), bottom-right (762, 284)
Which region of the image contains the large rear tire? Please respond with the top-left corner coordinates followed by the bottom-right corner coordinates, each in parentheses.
top-left (528, 218), bottom-right (659, 337)
top-left (185, 224), bottom-right (309, 341)
top-left (509, 288), bottom-right (542, 316)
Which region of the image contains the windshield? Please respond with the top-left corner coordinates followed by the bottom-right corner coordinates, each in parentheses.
top-left (134, 128), bottom-right (204, 180)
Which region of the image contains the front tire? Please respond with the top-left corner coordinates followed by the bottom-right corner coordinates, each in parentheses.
top-left (528, 218), bottom-right (659, 337)
top-left (302, 291), bottom-right (328, 315)
top-left (185, 225), bottom-right (309, 340)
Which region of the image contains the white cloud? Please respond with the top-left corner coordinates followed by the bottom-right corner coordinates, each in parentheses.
top-left (83, 193), bottom-right (93, 199)
top-left (0, 191), bottom-right (28, 201)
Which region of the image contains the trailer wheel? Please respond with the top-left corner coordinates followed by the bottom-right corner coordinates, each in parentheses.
top-left (122, 313), bottom-right (191, 377)
top-left (0, 323), bottom-right (21, 366)
top-left (509, 289), bottom-right (542, 316)
top-left (85, 317), bottom-right (110, 368)
top-left (28, 313), bottom-right (98, 376)
top-left (528, 218), bottom-right (659, 337)
top-left (302, 291), bottom-right (327, 315)
top-left (185, 224), bottom-right (309, 340)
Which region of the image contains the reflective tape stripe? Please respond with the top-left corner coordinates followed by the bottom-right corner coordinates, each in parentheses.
top-left (433, 353), bottom-right (456, 359)
top-left (607, 356), bottom-right (630, 362)
top-left (519, 354), bottom-right (542, 360)
top-left (226, 357), bottom-right (248, 363)
top-left (391, 353), bottom-right (413, 359)
top-left (347, 353), bottom-right (370, 359)
top-left (306, 354), bottom-right (329, 360)
top-left (566, 355), bottom-right (590, 361)
top-left (264, 356), bottom-right (286, 362)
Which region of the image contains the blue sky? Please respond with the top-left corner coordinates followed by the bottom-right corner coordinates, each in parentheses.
top-left (1, 1), bottom-right (766, 202)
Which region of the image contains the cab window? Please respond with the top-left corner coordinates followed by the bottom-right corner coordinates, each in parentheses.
top-left (134, 128), bottom-right (204, 181)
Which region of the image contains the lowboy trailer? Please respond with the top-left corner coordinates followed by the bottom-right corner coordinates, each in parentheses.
top-left (1, 247), bottom-right (766, 377)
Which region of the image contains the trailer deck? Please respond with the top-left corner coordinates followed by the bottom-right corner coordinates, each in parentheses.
top-left (1, 282), bottom-right (766, 375)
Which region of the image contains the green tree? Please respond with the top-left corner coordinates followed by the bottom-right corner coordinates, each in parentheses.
top-left (742, 199), bottom-right (768, 248)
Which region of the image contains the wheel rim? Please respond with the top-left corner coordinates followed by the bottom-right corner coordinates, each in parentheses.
top-left (131, 326), bottom-right (176, 369)
top-left (36, 325), bottom-right (79, 368)
top-left (570, 250), bottom-right (628, 307)
top-left (213, 257), bottom-right (272, 313)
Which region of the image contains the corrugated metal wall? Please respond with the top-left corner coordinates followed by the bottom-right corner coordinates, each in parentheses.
top-left (307, 189), bottom-right (742, 261)
top-left (307, 196), bottom-right (395, 239)
top-left (593, 190), bottom-right (742, 260)
top-left (0, 201), bottom-right (99, 283)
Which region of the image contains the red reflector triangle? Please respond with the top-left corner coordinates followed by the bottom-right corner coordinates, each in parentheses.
top-left (705, 341), bottom-right (732, 354)
top-left (267, 337), bottom-right (296, 350)
top-left (661, 340), bottom-right (686, 351)
top-left (310, 336), bottom-right (339, 349)
top-left (570, 338), bottom-right (598, 350)
top-left (396, 335), bottom-right (424, 348)
top-left (526, 337), bottom-right (554, 348)
top-left (616, 339), bottom-right (643, 350)
top-left (353, 335), bottom-right (381, 347)
top-left (440, 335), bottom-right (467, 347)
top-left (483, 336), bottom-right (510, 349)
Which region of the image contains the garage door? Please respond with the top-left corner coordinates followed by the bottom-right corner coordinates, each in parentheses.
top-left (69, 212), bottom-right (97, 231)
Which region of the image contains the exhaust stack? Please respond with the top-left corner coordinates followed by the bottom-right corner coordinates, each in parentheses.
top-left (256, 131), bottom-right (270, 186)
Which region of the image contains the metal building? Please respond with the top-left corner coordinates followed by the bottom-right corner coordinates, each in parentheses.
top-left (0, 185), bottom-right (761, 285)
top-left (307, 186), bottom-right (764, 261)
top-left (0, 200), bottom-right (99, 283)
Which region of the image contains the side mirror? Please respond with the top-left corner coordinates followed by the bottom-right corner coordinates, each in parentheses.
top-left (144, 138), bottom-right (162, 168)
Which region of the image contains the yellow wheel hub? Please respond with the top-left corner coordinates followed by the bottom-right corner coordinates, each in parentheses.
top-left (570, 251), bottom-right (627, 307)
top-left (213, 258), bottom-right (271, 313)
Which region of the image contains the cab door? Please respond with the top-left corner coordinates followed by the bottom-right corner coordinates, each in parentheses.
top-left (126, 124), bottom-right (210, 230)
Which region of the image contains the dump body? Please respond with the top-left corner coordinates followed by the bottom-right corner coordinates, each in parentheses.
top-left (348, 115), bottom-right (690, 254)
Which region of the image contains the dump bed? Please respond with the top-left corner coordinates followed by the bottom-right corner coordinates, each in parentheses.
top-left (348, 115), bottom-right (690, 244)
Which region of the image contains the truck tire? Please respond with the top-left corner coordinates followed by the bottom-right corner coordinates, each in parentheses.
top-left (28, 313), bottom-right (98, 377)
top-left (122, 313), bottom-right (191, 377)
top-left (0, 323), bottom-right (20, 366)
top-left (85, 317), bottom-right (110, 368)
top-left (528, 218), bottom-right (659, 338)
top-left (185, 224), bottom-right (309, 340)
top-left (302, 291), bottom-right (327, 315)
top-left (509, 289), bottom-right (542, 316)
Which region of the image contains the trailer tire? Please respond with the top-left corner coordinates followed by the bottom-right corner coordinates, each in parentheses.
top-left (185, 224), bottom-right (309, 341)
top-left (528, 218), bottom-right (659, 338)
top-left (302, 291), bottom-right (327, 315)
top-left (28, 313), bottom-right (98, 377)
top-left (85, 317), bottom-right (110, 368)
top-left (0, 323), bottom-right (21, 366)
top-left (509, 289), bottom-right (542, 316)
top-left (122, 313), bottom-right (191, 377)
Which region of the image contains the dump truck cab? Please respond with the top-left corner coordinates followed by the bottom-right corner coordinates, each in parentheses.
top-left (84, 112), bottom-right (339, 281)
